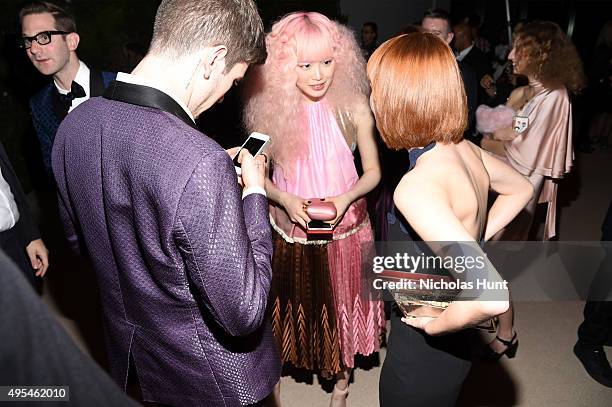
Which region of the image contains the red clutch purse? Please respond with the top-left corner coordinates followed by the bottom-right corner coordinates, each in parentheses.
top-left (306, 199), bottom-right (337, 221)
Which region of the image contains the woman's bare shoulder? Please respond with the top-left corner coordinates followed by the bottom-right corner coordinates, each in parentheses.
top-left (394, 161), bottom-right (449, 204)
top-left (350, 97), bottom-right (372, 118)
top-left (512, 85), bottom-right (530, 96)
top-left (462, 139), bottom-right (484, 157)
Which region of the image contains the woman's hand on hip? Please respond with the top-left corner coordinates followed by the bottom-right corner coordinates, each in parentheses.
top-left (401, 316), bottom-right (436, 334)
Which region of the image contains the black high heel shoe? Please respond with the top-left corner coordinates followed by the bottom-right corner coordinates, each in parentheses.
top-left (483, 332), bottom-right (518, 361)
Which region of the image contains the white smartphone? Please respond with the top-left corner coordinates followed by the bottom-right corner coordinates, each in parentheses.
top-left (232, 132), bottom-right (270, 175)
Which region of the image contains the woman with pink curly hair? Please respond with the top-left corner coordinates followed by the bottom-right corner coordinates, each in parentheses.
top-left (243, 11), bottom-right (384, 406)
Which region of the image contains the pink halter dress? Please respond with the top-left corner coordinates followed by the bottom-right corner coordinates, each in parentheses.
top-left (269, 100), bottom-right (384, 375)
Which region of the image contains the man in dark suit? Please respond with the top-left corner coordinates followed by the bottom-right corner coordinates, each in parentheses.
top-left (52, 1), bottom-right (280, 405)
top-left (453, 20), bottom-right (492, 144)
top-left (19, 1), bottom-right (115, 177)
top-left (0, 141), bottom-right (48, 287)
top-left (453, 22), bottom-right (492, 96)
top-left (422, 9), bottom-right (479, 143)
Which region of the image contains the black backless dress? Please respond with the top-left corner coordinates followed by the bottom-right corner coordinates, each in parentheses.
top-left (379, 143), bottom-right (473, 407)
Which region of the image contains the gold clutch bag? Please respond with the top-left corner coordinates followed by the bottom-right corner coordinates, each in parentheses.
top-left (379, 269), bottom-right (498, 333)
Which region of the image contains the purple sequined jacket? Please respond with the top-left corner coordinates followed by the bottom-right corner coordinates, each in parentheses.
top-left (51, 97), bottom-right (280, 406)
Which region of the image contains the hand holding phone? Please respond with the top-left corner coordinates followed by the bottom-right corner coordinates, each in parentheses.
top-left (232, 132), bottom-right (270, 175)
top-left (237, 149), bottom-right (266, 190)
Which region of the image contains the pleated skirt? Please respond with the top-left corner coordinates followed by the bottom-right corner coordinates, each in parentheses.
top-left (269, 222), bottom-right (385, 376)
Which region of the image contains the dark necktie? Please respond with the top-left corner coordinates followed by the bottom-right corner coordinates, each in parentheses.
top-left (57, 81), bottom-right (86, 112)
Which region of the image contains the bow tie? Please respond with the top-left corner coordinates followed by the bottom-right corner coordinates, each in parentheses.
top-left (57, 81), bottom-right (86, 108)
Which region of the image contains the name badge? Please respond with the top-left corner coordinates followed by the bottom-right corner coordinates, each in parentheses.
top-left (513, 116), bottom-right (529, 134)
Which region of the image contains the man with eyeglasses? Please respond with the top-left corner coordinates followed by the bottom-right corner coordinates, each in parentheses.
top-left (19, 1), bottom-right (115, 177)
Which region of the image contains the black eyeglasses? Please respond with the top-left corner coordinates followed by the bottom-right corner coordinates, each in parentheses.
top-left (18, 31), bottom-right (70, 49)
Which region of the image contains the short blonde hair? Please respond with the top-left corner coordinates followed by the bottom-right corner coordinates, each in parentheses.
top-left (367, 33), bottom-right (467, 150)
top-left (150, 0), bottom-right (266, 68)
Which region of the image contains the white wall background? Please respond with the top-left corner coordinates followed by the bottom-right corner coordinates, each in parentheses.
top-left (339, 0), bottom-right (451, 42)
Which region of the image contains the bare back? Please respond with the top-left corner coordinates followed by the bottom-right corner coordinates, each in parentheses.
top-left (394, 139), bottom-right (533, 244)
top-left (442, 141), bottom-right (490, 239)
top-left (394, 140), bottom-right (491, 242)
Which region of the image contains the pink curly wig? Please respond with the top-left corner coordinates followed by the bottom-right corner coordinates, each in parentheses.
top-left (243, 12), bottom-right (369, 166)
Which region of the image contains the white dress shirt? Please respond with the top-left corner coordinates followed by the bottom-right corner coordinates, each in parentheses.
top-left (456, 43), bottom-right (475, 62)
top-left (54, 60), bottom-right (90, 112)
top-left (0, 168), bottom-right (19, 232)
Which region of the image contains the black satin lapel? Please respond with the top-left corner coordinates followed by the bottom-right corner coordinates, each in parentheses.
top-left (89, 69), bottom-right (105, 97)
top-left (103, 81), bottom-right (198, 130)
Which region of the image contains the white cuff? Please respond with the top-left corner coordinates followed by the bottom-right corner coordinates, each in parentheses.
top-left (242, 186), bottom-right (267, 199)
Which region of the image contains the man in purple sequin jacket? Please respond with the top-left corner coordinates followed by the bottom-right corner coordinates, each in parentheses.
top-left (51, 1), bottom-right (280, 405)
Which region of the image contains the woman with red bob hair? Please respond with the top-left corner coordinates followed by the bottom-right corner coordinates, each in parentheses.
top-left (367, 33), bottom-right (533, 406)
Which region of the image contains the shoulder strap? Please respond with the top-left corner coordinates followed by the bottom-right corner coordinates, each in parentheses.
top-left (407, 142), bottom-right (436, 171)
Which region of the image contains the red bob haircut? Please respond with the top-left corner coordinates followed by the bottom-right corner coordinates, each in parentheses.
top-left (367, 33), bottom-right (467, 150)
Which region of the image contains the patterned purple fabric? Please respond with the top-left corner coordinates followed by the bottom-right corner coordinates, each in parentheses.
top-left (51, 97), bottom-right (280, 406)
